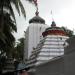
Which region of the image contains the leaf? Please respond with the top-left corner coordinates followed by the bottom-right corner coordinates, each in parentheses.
top-left (0, 31), bottom-right (6, 44)
top-left (19, 0), bottom-right (26, 18)
top-left (11, 0), bottom-right (20, 16)
top-left (9, 4), bottom-right (16, 23)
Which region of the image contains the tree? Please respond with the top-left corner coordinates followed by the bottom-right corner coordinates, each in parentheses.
top-left (0, 55), bottom-right (6, 74)
top-left (0, 0), bottom-right (34, 56)
top-left (12, 37), bottom-right (25, 61)
top-left (0, 0), bottom-right (34, 73)
top-left (0, 12), bottom-right (16, 57)
top-left (61, 26), bottom-right (74, 37)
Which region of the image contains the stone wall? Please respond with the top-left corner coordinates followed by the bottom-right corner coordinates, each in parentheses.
top-left (64, 36), bottom-right (75, 75)
top-left (35, 57), bottom-right (64, 75)
top-left (64, 51), bottom-right (75, 75)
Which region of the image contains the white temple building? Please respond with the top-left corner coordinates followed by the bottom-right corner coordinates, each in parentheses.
top-left (24, 10), bottom-right (48, 60)
top-left (27, 21), bottom-right (69, 67)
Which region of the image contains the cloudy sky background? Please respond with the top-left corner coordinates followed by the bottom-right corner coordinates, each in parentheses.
top-left (13, 0), bottom-right (75, 40)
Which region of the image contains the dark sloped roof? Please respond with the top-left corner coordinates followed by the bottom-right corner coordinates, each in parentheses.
top-left (29, 15), bottom-right (45, 24)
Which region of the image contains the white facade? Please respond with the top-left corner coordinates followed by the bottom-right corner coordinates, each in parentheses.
top-left (24, 23), bottom-right (48, 60)
top-left (28, 35), bottom-right (69, 66)
top-left (36, 35), bottom-right (69, 65)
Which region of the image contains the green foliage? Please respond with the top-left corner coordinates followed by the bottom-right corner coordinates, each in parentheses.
top-left (0, 12), bottom-right (16, 57)
top-left (0, 0), bottom-right (33, 57)
top-left (0, 0), bottom-right (34, 72)
top-left (0, 55), bottom-right (6, 74)
top-left (61, 26), bottom-right (74, 37)
top-left (12, 37), bottom-right (25, 60)
top-left (0, 0), bottom-right (25, 56)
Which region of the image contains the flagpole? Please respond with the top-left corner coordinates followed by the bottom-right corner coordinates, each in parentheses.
top-left (33, 0), bottom-right (39, 16)
top-left (51, 10), bottom-right (54, 21)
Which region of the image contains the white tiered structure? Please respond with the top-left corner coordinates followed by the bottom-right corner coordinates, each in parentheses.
top-left (27, 21), bottom-right (69, 67)
top-left (24, 11), bottom-right (48, 60)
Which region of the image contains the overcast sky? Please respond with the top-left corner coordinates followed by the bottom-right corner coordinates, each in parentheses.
top-left (13, 0), bottom-right (75, 40)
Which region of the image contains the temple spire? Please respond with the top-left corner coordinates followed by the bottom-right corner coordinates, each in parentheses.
top-left (51, 21), bottom-right (56, 27)
top-left (50, 10), bottom-right (56, 27)
top-left (51, 10), bottom-right (54, 21)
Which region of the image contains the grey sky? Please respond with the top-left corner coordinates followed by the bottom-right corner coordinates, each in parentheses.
top-left (13, 0), bottom-right (75, 40)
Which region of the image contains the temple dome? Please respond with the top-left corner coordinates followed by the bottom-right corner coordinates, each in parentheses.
top-left (29, 15), bottom-right (45, 24)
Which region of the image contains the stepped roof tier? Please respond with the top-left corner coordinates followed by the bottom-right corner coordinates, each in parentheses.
top-left (42, 21), bottom-right (67, 37)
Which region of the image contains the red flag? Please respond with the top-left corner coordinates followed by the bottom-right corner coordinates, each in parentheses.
top-left (33, 0), bottom-right (37, 3)
top-left (33, 0), bottom-right (37, 6)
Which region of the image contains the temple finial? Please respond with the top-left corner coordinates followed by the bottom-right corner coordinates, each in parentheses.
top-left (50, 10), bottom-right (56, 27)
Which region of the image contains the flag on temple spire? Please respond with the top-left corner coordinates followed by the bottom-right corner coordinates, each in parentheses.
top-left (33, 0), bottom-right (37, 6)
top-left (33, 0), bottom-right (39, 16)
